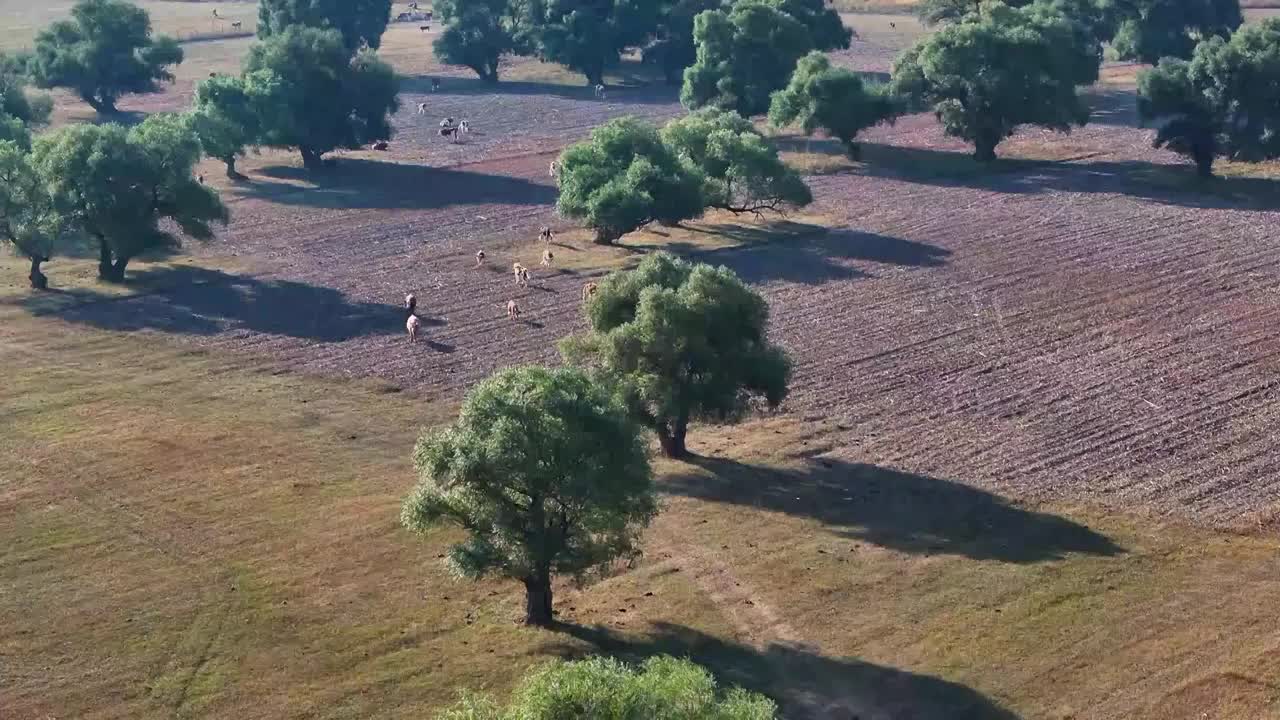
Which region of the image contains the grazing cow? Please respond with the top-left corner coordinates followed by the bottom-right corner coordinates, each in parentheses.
top-left (440, 117), bottom-right (455, 128)
top-left (417, 102), bottom-right (428, 115)
top-left (420, 25), bottom-right (431, 31)
top-left (373, 140), bottom-right (389, 151)
top-left (406, 314), bottom-right (422, 342)
top-left (439, 126), bottom-right (459, 142)
top-left (231, 20), bottom-right (242, 29)
top-left (431, 78), bottom-right (441, 92)
top-left (541, 248), bottom-right (553, 266)
top-left (209, 72), bottom-right (218, 78)
top-left (582, 282), bottom-right (598, 301)
top-left (475, 250), bottom-right (486, 267)
top-left (539, 226), bottom-right (554, 244)
top-left (405, 293), bottom-right (417, 315)
top-left (459, 120), bottom-right (470, 135)
top-left (549, 160), bottom-right (559, 178)
top-left (594, 84), bottom-right (606, 100)
top-left (513, 262), bottom-right (530, 287)
top-left (506, 300), bottom-right (521, 319)
top-left (409, 1), bottom-right (418, 8)
top-left (889, 21), bottom-right (896, 28)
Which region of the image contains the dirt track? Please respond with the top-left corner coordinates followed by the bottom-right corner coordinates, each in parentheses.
top-left (28, 36), bottom-right (1280, 527)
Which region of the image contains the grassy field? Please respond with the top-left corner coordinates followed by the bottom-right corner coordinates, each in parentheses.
top-left (4, 262), bottom-right (1280, 719)
top-left (0, 0), bottom-right (259, 51)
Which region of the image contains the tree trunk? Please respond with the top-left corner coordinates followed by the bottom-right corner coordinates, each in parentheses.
top-left (844, 139), bottom-right (862, 161)
top-left (593, 229), bottom-right (618, 245)
top-left (28, 256), bottom-right (48, 290)
top-left (97, 236), bottom-right (115, 281)
top-left (224, 157), bottom-right (242, 179)
top-left (300, 147), bottom-right (324, 171)
top-left (522, 572), bottom-right (554, 626)
top-left (84, 94), bottom-right (117, 115)
top-left (1194, 145), bottom-right (1215, 179)
top-left (973, 137), bottom-right (997, 163)
top-left (109, 256), bottom-right (130, 283)
top-left (656, 419), bottom-right (689, 459)
top-left (481, 63), bottom-right (500, 84)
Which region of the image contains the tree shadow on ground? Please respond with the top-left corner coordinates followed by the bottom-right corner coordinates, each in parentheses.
top-left (234, 158), bottom-right (557, 210)
top-left (402, 70), bottom-right (680, 106)
top-left (665, 456), bottom-right (1121, 563)
top-left (635, 221), bottom-right (950, 286)
top-left (853, 143), bottom-right (1280, 211)
top-left (11, 265), bottom-right (434, 341)
top-left (1085, 86), bottom-right (1140, 128)
top-left (546, 621), bottom-right (1022, 720)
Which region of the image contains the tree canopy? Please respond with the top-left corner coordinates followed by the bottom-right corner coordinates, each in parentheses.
top-left (245, 26), bottom-right (400, 169)
top-left (646, 0), bottom-right (727, 85)
top-left (401, 366), bottom-right (655, 627)
top-left (680, 1), bottom-right (814, 116)
top-left (662, 107), bottom-right (812, 214)
top-left (31, 116), bottom-right (228, 282)
top-left (890, 2), bottom-right (1100, 161)
top-left (561, 252), bottom-right (791, 458)
top-left (0, 60), bottom-right (53, 141)
top-left (257, 0), bottom-right (393, 52)
top-left (769, 51), bottom-right (899, 159)
top-left (556, 116), bottom-right (706, 244)
top-left (30, 0), bottom-right (183, 114)
top-left (516, 0), bottom-right (658, 86)
top-left (434, 0), bottom-right (522, 83)
top-left (1112, 0), bottom-right (1242, 65)
top-left (189, 73), bottom-right (265, 178)
top-left (437, 656), bottom-right (777, 719)
top-left (1138, 19), bottom-right (1280, 177)
top-left (764, 0), bottom-right (854, 51)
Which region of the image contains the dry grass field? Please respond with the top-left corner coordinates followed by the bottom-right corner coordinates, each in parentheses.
top-left (6, 4), bottom-right (1280, 719)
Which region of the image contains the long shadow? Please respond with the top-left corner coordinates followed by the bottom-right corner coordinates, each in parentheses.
top-left (854, 142), bottom-right (1280, 211)
top-left (665, 456), bottom-right (1121, 563)
top-left (1084, 86), bottom-right (1140, 128)
top-left (234, 158), bottom-right (557, 210)
top-left (403, 73), bottom-right (681, 107)
top-left (647, 222), bottom-right (949, 286)
top-left (546, 622), bottom-right (1021, 720)
top-left (12, 265), bottom-right (430, 341)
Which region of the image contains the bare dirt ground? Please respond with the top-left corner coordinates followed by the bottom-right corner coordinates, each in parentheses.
top-left (17, 23), bottom-right (1280, 530)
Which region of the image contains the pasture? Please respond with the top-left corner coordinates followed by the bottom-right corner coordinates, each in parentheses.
top-left (4, 3), bottom-right (1280, 719)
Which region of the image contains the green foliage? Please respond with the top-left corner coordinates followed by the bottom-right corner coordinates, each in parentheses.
top-left (646, 0), bottom-right (727, 85)
top-left (245, 27), bottom-right (401, 170)
top-left (889, 2), bottom-right (1099, 162)
top-left (769, 51), bottom-right (899, 158)
top-left (31, 116), bottom-right (228, 282)
top-left (189, 74), bottom-right (264, 178)
top-left (662, 107), bottom-right (812, 214)
top-left (402, 366), bottom-right (655, 626)
top-left (257, 0), bottom-right (393, 52)
top-left (437, 656), bottom-right (778, 719)
top-left (434, 0), bottom-right (521, 82)
top-left (763, 0), bottom-right (853, 51)
top-left (1138, 19), bottom-right (1280, 177)
top-left (561, 252), bottom-right (791, 458)
top-left (680, 1), bottom-right (814, 117)
top-left (0, 60), bottom-right (52, 137)
top-left (0, 142), bottom-right (69, 289)
top-left (516, 0), bottom-right (659, 85)
top-left (556, 116), bottom-right (706, 244)
top-left (29, 0), bottom-right (183, 114)
top-left (1112, 0), bottom-right (1241, 64)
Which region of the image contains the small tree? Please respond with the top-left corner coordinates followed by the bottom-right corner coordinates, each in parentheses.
top-left (662, 108), bottom-right (812, 214)
top-left (769, 51), bottom-right (899, 159)
top-left (556, 116), bottom-right (706, 244)
top-left (437, 656), bottom-right (778, 719)
top-left (0, 142), bottom-right (68, 289)
top-left (257, 0), bottom-right (393, 53)
top-left (680, 1), bottom-right (814, 116)
top-left (29, 0), bottom-right (183, 114)
top-left (1138, 19), bottom-right (1280, 177)
top-left (434, 0), bottom-right (521, 83)
top-left (32, 116), bottom-right (228, 283)
top-left (401, 366), bottom-right (655, 627)
top-left (189, 73), bottom-right (263, 179)
top-left (889, 3), bottom-right (1100, 162)
top-left (0, 58), bottom-right (53, 134)
top-left (518, 0), bottom-right (659, 86)
top-left (1112, 0), bottom-right (1242, 65)
top-left (561, 252), bottom-right (791, 458)
top-left (246, 27), bottom-right (401, 170)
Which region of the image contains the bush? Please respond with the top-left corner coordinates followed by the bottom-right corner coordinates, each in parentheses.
top-left (769, 51), bottom-right (899, 159)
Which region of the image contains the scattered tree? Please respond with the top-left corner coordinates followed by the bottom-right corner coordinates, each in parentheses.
top-left (29, 0), bottom-right (182, 114)
top-left (437, 656), bottom-right (778, 719)
top-left (0, 143), bottom-right (67, 289)
top-left (662, 107), bottom-right (812, 214)
top-left (246, 27), bottom-right (400, 170)
top-left (31, 116), bottom-right (228, 283)
top-left (434, 0), bottom-right (522, 83)
top-left (189, 73), bottom-right (264, 179)
top-left (401, 366), bottom-right (655, 627)
top-left (517, 0), bottom-right (659, 86)
top-left (1137, 19), bottom-right (1280, 177)
top-left (764, 0), bottom-right (853, 51)
top-left (889, 3), bottom-right (1100, 162)
top-left (556, 116), bottom-right (706, 244)
top-left (257, 0), bottom-right (393, 53)
top-left (0, 58), bottom-right (53, 136)
top-left (562, 252), bottom-right (791, 458)
top-left (680, 1), bottom-right (814, 116)
top-left (645, 0), bottom-right (726, 85)
top-left (1112, 0), bottom-right (1242, 65)
top-left (769, 51), bottom-right (899, 159)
